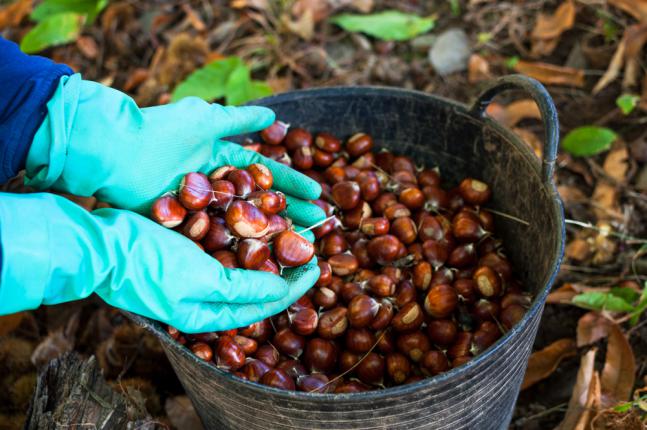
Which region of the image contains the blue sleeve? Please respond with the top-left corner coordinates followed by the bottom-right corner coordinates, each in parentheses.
top-left (0, 37), bottom-right (72, 184)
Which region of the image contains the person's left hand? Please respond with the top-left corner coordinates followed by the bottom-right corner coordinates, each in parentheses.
top-left (24, 73), bottom-right (324, 227)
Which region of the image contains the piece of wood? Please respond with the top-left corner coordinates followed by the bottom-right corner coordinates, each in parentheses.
top-left (24, 352), bottom-right (163, 429)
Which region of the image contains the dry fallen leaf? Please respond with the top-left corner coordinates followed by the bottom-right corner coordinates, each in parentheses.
top-left (522, 338), bottom-right (577, 390)
top-left (468, 54), bottom-right (492, 83)
top-left (512, 127), bottom-right (542, 158)
top-left (592, 223), bottom-right (617, 265)
top-left (593, 24), bottom-right (647, 94)
top-left (608, 0), bottom-right (647, 23)
top-left (547, 283), bottom-right (588, 304)
top-left (282, 7), bottom-right (315, 40)
top-left (165, 396), bottom-right (204, 430)
top-left (565, 236), bottom-right (594, 262)
top-left (514, 60), bottom-right (585, 87)
top-left (600, 323), bottom-right (636, 408)
top-left (592, 143), bottom-right (629, 220)
top-left (76, 36), bottom-right (99, 60)
top-left (0, 0), bottom-right (32, 30)
top-left (231, 0), bottom-right (270, 10)
top-left (558, 348), bottom-right (597, 430)
top-left (557, 185), bottom-right (587, 205)
top-left (575, 371), bottom-right (601, 430)
top-left (531, 0), bottom-right (576, 57)
top-left (576, 312), bottom-right (610, 347)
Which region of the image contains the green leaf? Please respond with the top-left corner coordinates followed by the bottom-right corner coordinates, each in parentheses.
top-left (171, 57), bottom-right (242, 103)
top-left (224, 64), bottom-right (271, 105)
top-left (562, 126), bottom-right (617, 157)
top-left (613, 401), bottom-right (633, 413)
top-left (572, 291), bottom-right (635, 313)
top-left (629, 283), bottom-right (647, 326)
top-left (449, 0), bottom-right (461, 17)
top-left (610, 286), bottom-right (640, 303)
top-left (616, 94), bottom-right (640, 115)
top-left (505, 56), bottom-right (520, 69)
top-left (330, 10), bottom-right (435, 41)
top-left (31, 0), bottom-right (107, 23)
top-left (171, 57), bottom-right (272, 105)
top-left (20, 12), bottom-right (83, 53)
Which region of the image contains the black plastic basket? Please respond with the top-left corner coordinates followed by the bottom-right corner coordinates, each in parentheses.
top-left (129, 75), bottom-right (565, 430)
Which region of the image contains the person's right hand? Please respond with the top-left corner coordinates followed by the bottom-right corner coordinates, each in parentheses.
top-left (0, 192), bottom-right (319, 333)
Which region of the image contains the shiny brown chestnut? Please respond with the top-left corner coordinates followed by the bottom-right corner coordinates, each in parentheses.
top-left (424, 284), bottom-right (459, 318)
top-left (179, 172), bottom-right (212, 210)
top-left (237, 238), bottom-right (270, 269)
top-left (260, 120), bottom-right (289, 145)
top-left (151, 196), bottom-right (187, 228)
top-left (274, 230), bottom-right (315, 267)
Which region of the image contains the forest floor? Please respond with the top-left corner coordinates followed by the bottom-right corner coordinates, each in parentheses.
top-left (0, 0), bottom-right (646, 429)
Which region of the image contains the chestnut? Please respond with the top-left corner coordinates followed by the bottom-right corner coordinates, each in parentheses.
top-left (366, 274), bottom-right (395, 297)
top-left (324, 165), bottom-right (347, 184)
top-left (216, 336), bottom-right (246, 370)
top-left (328, 254), bottom-right (359, 276)
top-left (447, 332), bottom-right (473, 359)
top-left (317, 307), bottom-right (348, 339)
top-left (399, 187), bottom-right (425, 210)
top-left (422, 239), bottom-right (449, 269)
top-left (452, 211), bottom-right (486, 242)
top-left (340, 282), bottom-right (364, 304)
top-left (501, 303), bottom-right (526, 329)
top-left (357, 171), bottom-right (381, 201)
top-left (313, 148), bottom-right (335, 167)
top-left (345, 328), bottom-right (376, 353)
top-left (261, 369), bottom-right (296, 390)
top-left (258, 258), bottom-right (280, 274)
top-left (315, 132), bottom-right (341, 153)
top-left (390, 216), bottom-right (417, 245)
top-left (319, 232), bottom-right (348, 257)
top-left (412, 261), bottom-right (432, 290)
top-left (210, 180), bottom-right (236, 209)
top-left (367, 235), bottom-right (401, 264)
top-left (291, 308), bottom-right (319, 336)
top-left (352, 153), bottom-right (375, 170)
top-left (396, 332), bottom-right (431, 362)
top-left (383, 203), bottom-right (411, 220)
top-left (331, 181), bottom-right (361, 210)
top-left (473, 266), bottom-right (503, 298)
top-left (356, 352), bottom-right (385, 385)
top-left (360, 217), bottom-right (390, 236)
top-left (334, 381), bottom-right (369, 393)
top-left (392, 155), bottom-right (415, 173)
top-left (292, 146), bottom-right (314, 170)
top-left (254, 344), bottom-right (280, 367)
top-left (348, 294), bottom-right (379, 328)
top-left (260, 120), bottom-right (289, 145)
top-left (372, 192), bottom-right (397, 215)
top-left (420, 350), bottom-right (449, 376)
top-left (247, 191), bottom-right (283, 215)
top-left (297, 374), bottom-right (330, 393)
top-left (233, 335), bottom-right (258, 355)
top-left (418, 169), bottom-right (441, 187)
top-left (190, 342), bottom-right (213, 361)
top-left (212, 250), bottom-right (238, 268)
top-left (276, 359), bottom-right (307, 379)
top-left (284, 127), bottom-right (312, 151)
top-left (179, 172), bottom-right (212, 210)
top-left (242, 359), bottom-right (271, 382)
top-left (273, 328), bottom-right (305, 358)
top-left (274, 230), bottom-right (315, 267)
top-left (342, 202), bottom-right (372, 229)
top-left (181, 210), bottom-right (210, 241)
top-left (225, 200), bottom-right (269, 238)
top-left (424, 284), bottom-right (459, 318)
top-left (346, 133), bottom-right (373, 157)
top-left (454, 278), bottom-right (478, 304)
top-left (209, 165), bottom-right (236, 181)
top-left (237, 238), bottom-right (270, 269)
top-left (447, 243), bottom-right (477, 268)
top-left (313, 287), bottom-right (338, 309)
top-left (239, 319), bottom-right (272, 342)
top-left (394, 280), bottom-right (417, 307)
top-left (391, 302), bottom-right (424, 332)
top-left (479, 252), bottom-right (513, 281)
top-left (315, 261), bottom-right (333, 287)
top-left (304, 338), bottom-right (337, 372)
top-left (386, 352), bottom-right (411, 384)
top-left (370, 300), bottom-right (394, 331)
top-left (376, 329), bottom-right (396, 354)
top-left (202, 218), bottom-right (235, 252)
top-left (427, 319), bottom-right (458, 346)
top-left (471, 321), bottom-right (501, 354)
top-left (151, 196), bottom-right (187, 228)
top-left (472, 299), bottom-right (501, 323)
top-left (228, 169), bottom-right (255, 198)
top-left (458, 178), bottom-right (491, 205)
top-left (246, 163), bottom-right (273, 190)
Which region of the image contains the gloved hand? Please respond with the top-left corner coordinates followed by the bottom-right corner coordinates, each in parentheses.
top-left (24, 73), bottom-right (324, 228)
top-left (0, 192), bottom-right (319, 333)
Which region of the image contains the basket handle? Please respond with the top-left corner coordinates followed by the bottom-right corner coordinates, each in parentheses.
top-left (469, 74), bottom-right (559, 186)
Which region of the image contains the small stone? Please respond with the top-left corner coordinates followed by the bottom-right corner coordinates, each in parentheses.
top-left (429, 28), bottom-right (471, 76)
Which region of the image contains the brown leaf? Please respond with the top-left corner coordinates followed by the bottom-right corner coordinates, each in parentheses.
top-left (600, 323), bottom-right (636, 408)
top-left (547, 283), bottom-right (586, 304)
top-left (282, 7), bottom-right (315, 40)
top-left (592, 223), bottom-right (616, 265)
top-left (531, 1), bottom-right (576, 57)
top-left (522, 338), bottom-right (577, 390)
top-left (0, 0), bottom-right (32, 30)
top-left (565, 237), bottom-right (594, 262)
top-left (123, 68), bottom-right (150, 93)
top-left (0, 312), bottom-right (25, 336)
top-left (76, 36), bottom-right (98, 59)
top-left (593, 25), bottom-right (647, 94)
top-left (231, 0), bottom-right (270, 10)
top-left (513, 60), bottom-right (585, 87)
top-left (603, 143), bottom-right (629, 182)
top-left (485, 99), bottom-right (541, 128)
top-left (575, 371), bottom-right (601, 430)
top-left (591, 143), bottom-right (628, 221)
top-left (181, 4), bottom-right (206, 32)
top-left (165, 396), bottom-right (204, 430)
top-left (608, 0), bottom-right (647, 23)
top-left (468, 54), bottom-right (492, 83)
top-left (512, 127), bottom-right (542, 158)
top-left (557, 185), bottom-right (587, 205)
top-left (558, 348), bottom-right (597, 430)
top-left (577, 312), bottom-right (610, 347)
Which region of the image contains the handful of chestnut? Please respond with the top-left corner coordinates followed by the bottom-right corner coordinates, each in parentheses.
top-left (151, 163), bottom-right (315, 271)
top-left (158, 121), bottom-right (532, 393)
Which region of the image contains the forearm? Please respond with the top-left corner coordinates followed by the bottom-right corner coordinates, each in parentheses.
top-left (0, 37), bottom-right (72, 183)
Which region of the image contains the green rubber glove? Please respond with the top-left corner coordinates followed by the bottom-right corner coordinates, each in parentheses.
top-left (25, 73), bottom-right (324, 227)
top-left (0, 192), bottom-right (320, 333)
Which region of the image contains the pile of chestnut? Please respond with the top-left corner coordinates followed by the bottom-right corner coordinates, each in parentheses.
top-left (153, 121), bottom-right (532, 393)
